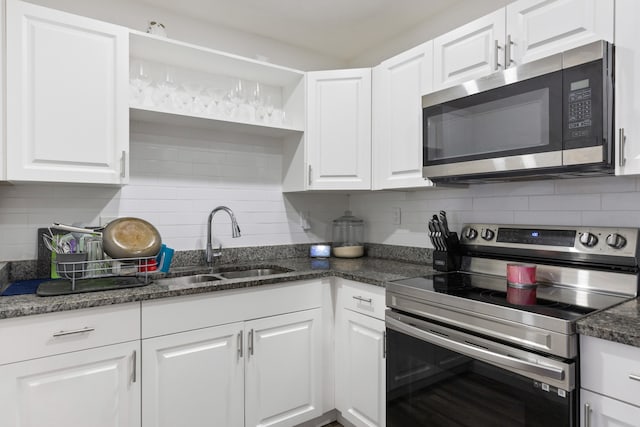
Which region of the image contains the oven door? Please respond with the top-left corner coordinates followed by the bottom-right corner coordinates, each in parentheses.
top-left (386, 311), bottom-right (577, 427)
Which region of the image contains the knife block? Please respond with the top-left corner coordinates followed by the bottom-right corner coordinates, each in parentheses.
top-left (432, 232), bottom-right (461, 272)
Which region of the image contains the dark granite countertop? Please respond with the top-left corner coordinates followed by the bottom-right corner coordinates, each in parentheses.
top-left (577, 298), bottom-right (640, 348)
top-left (0, 257), bottom-right (435, 320)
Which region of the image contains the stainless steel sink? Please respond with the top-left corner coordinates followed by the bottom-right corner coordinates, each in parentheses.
top-left (217, 267), bottom-right (291, 279)
top-left (157, 274), bottom-right (221, 286)
top-left (157, 266), bottom-right (293, 286)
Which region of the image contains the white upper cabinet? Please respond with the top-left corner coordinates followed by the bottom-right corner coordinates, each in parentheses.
top-left (373, 41), bottom-right (434, 190)
top-left (306, 69), bottom-right (372, 190)
top-left (506, 0), bottom-right (614, 66)
top-left (432, 0), bottom-right (614, 92)
top-left (614, 0), bottom-right (640, 176)
top-left (433, 9), bottom-right (506, 91)
top-left (6, 0), bottom-right (129, 184)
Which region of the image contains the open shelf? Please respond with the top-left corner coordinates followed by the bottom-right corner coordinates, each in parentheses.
top-left (130, 106), bottom-right (304, 138)
top-left (129, 30), bottom-right (305, 88)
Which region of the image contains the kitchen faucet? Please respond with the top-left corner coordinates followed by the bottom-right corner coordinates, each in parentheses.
top-left (206, 206), bottom-right (241, 264)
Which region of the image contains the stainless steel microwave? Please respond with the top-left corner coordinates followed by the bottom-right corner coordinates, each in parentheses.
top-left (422, 41), bottom-right (614, 184)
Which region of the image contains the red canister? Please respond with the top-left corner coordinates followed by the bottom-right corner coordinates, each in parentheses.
top-left (506, 263), bottom-right (538, 305)
top-left (507, 264), bottom-right (537, 284)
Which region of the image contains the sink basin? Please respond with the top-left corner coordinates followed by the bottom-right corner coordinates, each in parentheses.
top-left (218, 267), bottom-right (292, 280)
top-left (157, 266), bottom-right (293, 286)
top-left (157, 274), bottom-right (221, 286)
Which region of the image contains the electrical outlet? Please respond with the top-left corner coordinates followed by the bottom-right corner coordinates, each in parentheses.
top-left (392, 207), bottom-right (401, 225)
top-left (300, 211), bottom-right (311, 230)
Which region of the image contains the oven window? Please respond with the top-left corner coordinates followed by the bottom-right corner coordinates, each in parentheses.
top-left (423, 71), bottom-right (563, 166)
top-left (386, 328), bottom-right (575, 427)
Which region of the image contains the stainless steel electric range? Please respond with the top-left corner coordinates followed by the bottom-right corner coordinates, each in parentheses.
top-left (386, 223), bottom-right (640, 427)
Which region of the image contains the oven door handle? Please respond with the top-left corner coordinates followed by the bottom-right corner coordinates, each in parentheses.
top-left (386, 316), bottom-right (565, 381)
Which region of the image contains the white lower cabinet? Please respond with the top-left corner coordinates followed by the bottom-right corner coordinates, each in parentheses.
top-left (142, 322), bottom-right (245, 427)
top-left (245, 309), bottom-right (323, 427)
top-left (580, 335), bottom-right (640, 427)
top-left (581, 389), bottom-right (640, 427)
top-left (334, 280), bottom-right (386, 427)
top-left (0, 341), bottom-right (140, 427)
top-left (143, 308), bottom-right (323, 427)
top-left (141, 280), bottom-right (326, 427)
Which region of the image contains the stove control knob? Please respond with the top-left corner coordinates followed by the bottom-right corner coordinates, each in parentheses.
top-left (579, 232), bottom-right (599, 248)
top-left (606, 233), bottom-right (627, 249)
top-left (481, 228), bottom-right (495, 241)
top-left (463, 227), bottom-right (478, 240)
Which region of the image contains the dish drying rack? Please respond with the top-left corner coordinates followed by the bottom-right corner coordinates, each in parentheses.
top-left (38, 231), bottom-right (157, 296)
top-left (56, 256), bottom-right (156, 285)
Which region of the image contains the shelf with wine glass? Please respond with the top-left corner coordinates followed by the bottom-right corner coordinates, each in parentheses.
top-left (128, 30), bottom-right (305, 137)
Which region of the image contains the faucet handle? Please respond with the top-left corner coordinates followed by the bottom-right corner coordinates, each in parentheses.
top-left (212, 244), bottom-right (223, 259)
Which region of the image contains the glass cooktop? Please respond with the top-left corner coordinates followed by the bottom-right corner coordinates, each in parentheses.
top-left (391, 272), bottom-right (629, 322)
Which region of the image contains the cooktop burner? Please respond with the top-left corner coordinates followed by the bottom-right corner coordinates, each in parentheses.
top-left (392, 272), bottom-right (623, 322)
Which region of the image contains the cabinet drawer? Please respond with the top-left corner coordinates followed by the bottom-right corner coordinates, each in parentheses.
top-left (142, 279), bottom-right (326, 338)
top-left (581, 335), bottom-right (640, 406)
top-left (336, 279), bottom-right (385, 320)
top-left (0, 303), bottom-right (140, 365)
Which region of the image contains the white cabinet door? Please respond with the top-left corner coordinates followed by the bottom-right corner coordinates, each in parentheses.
top-left (306, 69), bottom-right (371, 190)
top-left (0, 341), bottom-right (140, 427)
top-left (6, 0), bottom-right (129, 184)
top-left (141, 323), bottom-right (244, 427)
top-left (433, 9), bottom-right (506, 91)
top-left (614, 0), bottom-right (640, 175)
top-left (335, 309), bottom-right (386, 427)
top-left (507, 0), bottom-right (614, 66)
top-left (245, 308), bottom-right (323, 427)
top-left (581, 389), bottom-right (640, 427)
top-left (373, 41), bottom-right (434, 190)
top-left (0, 0), bottom-right (5, 180)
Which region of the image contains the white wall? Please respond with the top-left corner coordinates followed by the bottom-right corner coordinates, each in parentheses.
top-left (0, 122), bottom-right (348, 261)
top-left (27, 0), bottom-right (346, 71)
top-left (349, 0), bottom-right (513, 67)
top-left (350, 177), bottom-right (640, 248)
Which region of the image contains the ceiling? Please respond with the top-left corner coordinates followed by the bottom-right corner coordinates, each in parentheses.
top-left (137, 0), bottom-right (467, 60)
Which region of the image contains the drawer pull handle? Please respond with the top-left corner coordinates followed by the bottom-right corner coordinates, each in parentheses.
top-left (353, 296), bottom-right (372, 304)
top-left (629, 373), bottom-right (640, 382)
top-left (52, 327), bottom-right (95, 337)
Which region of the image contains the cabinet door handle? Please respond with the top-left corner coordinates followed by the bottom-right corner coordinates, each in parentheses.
top-left (383, 330), bottom-right (387, 359)
top-left (131, 350), bottom-right (137, 383)
top-left (505, 34), bottom-right (513, 67)
top-left (238, 330), bottom-right (244, 358)
top-left (52, 327), bottom-right (95, 337)
top-left (120, 150), bottom-right (127, 178)
top-left (494, 40), bottom-right (502, 70)
top-left (619, 128), bottom-right (627, 167)
top-left (248, 329), bottom-right (254, 356)
top-left (584, 403), bottom-right (592, 427)
top-left (629, 373), bottom-right (640, 382)
top-left (308, 164), bottom-right (312, 186)
top-left (353, 295), bottom-right (372, 304)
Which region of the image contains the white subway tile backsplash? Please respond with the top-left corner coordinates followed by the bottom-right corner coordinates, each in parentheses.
top-left (555, 176), bottom-right (637, 194)
top-left (601, 193), bottom-right (640, 210)
top-left (472, 196), bottom-right (529, 211)
top-left (528, 194), bottom-right (601, 211)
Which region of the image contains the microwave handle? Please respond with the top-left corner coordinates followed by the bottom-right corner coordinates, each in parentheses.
top-left (494, 40), bottom-right (502, 71)
top-left (619, 128), bottom-right (627, 167)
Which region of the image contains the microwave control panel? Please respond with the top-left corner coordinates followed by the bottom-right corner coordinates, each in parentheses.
top-left (567, 78), bottom-right (592, 139)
